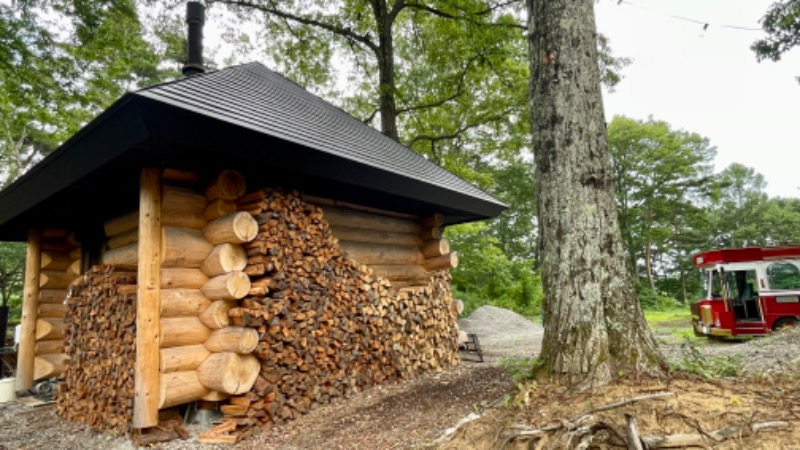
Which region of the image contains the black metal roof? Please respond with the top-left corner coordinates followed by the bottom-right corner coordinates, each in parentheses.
top-left (0, 62), bottom-right (506, 241)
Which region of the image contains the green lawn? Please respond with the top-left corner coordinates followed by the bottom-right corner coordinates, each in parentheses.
top-left (644, 307), bottom-right (702, 344)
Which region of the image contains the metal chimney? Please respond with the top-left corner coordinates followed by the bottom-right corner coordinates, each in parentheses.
top-left (183, 2), bottom-right (205, 76)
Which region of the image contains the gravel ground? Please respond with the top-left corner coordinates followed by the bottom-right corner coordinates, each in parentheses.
top-left (2, 307), bottom-right (798, 449)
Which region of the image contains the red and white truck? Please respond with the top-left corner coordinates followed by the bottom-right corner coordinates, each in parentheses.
top-left (691, 246), bottom-right (800, 338)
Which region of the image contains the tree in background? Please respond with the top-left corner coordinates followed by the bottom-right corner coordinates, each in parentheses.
top-left (527, 0), bottom-right (663, 387)
top-left (607, 116), bottom-right (716, 292)
top-left (752, 0), bottom-right (800, 71)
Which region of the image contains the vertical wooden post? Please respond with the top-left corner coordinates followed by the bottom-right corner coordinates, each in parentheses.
top-left (16, 229), bottom-right (41, 391)
top-left (133, 168), bottom-right (162, 428)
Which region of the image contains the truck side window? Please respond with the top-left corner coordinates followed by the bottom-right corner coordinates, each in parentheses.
top-left (767, 263), bottom-right (800, 290)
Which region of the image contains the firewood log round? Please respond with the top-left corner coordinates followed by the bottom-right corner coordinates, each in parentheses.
top-left (35, 339), bottom-right (64, 356)
top-left (161, 289), bottom-right (212, 317)
top-left (204, 327), bottom-right (258, 353)
top-left (203, 212), bottom-right (258, 245)
top-left (199, 300), bottom-right (233, 329)
top-left (161, 268), bottom-right (209, 289)
top-left (201, 272), bottom-right (251, 300)
top-left (160, 344), bottom-right (211, 372)
top-left (201, 244), bottom-right (247, 277)
top-left (36, 318), bottom-right (64, 340)
top-left (34, 354), bottom-right (67, 380)
top-left (205, 170), bottom-right (246, 201)
top-left (161, 227), bottom-right (214, 268)
top-left (159, 371), bottom-right (210, 409)
top-left (420, 239), bottom-right (450, 258)
top-left (197, 352), bottom-right (259, 395)
top-left (160, 317), bottom-right (212, 348)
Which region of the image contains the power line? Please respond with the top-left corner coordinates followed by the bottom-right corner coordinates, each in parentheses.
top-left (616, 1), bottom-right (763, 33)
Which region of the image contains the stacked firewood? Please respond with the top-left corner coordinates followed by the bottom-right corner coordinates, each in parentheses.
top-left (34, 230), bottom-right (80, 380)
top-left (56, 266), bottom-right (137, 433)
top-left (226, 189), bottom-right (460, 426)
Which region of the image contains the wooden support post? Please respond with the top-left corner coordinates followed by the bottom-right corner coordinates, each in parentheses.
top-left (134, 168), bottom-right (162, 428)
top-left (16, 229), bottom-right (41, 391)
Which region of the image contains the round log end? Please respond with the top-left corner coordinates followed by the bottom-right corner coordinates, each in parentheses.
top-left (232, 212), bottom-right (258, 243)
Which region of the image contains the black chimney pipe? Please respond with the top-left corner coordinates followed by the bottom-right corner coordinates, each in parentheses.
top-left (183, 1), bottom-right (205, 76)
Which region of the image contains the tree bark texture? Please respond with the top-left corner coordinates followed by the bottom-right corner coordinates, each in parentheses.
top-left (527, 0), bottom-right (663, 387)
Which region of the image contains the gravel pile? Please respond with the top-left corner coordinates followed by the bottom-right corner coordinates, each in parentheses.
top-left (458, 305), bottom-right (543, 363)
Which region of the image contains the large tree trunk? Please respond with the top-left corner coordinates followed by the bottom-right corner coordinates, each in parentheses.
top-left (373, 0), bottom-right (399, 142)
top-left (527, 0), bottom-right (664, 388)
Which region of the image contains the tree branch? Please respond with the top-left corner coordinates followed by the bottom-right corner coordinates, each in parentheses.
top-left (210, 0), bottom-right (381, 55)
top-left (406, 109), bottom-right (513, 147)
top-left (403, 2), bottom-right (526, 29)
top-left (396, 54), bottom-right (480, 114)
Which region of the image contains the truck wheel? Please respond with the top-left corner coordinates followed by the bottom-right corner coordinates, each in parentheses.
top-left (772, 317), bottom-right (798, 331)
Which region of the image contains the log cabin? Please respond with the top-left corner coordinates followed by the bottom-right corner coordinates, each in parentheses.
top-left (0, 2), bottom-right (505, 440)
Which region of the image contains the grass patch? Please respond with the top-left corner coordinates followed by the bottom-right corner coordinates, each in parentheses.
top-left (644, 307), bottom-right (706, 344)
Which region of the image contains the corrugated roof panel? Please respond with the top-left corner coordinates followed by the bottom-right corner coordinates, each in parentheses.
top-left (135, 62), bottom-right (502, 206)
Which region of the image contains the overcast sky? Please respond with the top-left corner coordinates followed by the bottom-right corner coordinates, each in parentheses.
top-left (594, 0), bottom-right (800, 198)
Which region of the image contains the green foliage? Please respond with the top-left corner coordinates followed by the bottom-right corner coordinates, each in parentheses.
top-left (636, 283), bottom-right (680, 310)
top-left (500, 356), bottom-right (542, 384)
top-left (446, 222), bottom-right (541, 318)
top-left (670, 339), bottom-right (742, 378)
top-left (752, 0), bottom-right (800, 64)
top-left (0, 242), bottom-right (25, 318)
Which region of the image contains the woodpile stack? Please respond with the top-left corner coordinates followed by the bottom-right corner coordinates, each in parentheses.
top-left (224, 188), bottom-right (460, 428)
top-left (34, 229), bottom-right (80, 380)
top-left (56, 266), bottom-right (136, 433)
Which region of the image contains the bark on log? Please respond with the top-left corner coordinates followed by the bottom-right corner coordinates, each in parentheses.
top-left (35, 339), bottom-right (64, 355)
top-left (420, 239), bottom-right (450, 258)
top-left (39, 270), bottom-right (75, 289)
top-left (161, 289), bottom-right (212, 317)
top-left (205, 170), bottom-right (246, 201)
top-left (40, 251), bottom-right (71, 270)
top-left (322, 206), bottom-right (421, 234)
top-left (38, 303), bottom-right (66, 318)
top-left (197, 352), bottom-right (259, 394)
top-left (369, 264), bottom-right (428, 281)
top-left (330, 226), bottom-right (422, 247)
top-left (161, 317), bottom-right (212, 348)
top-left (160, 345), bottom-right (211, 373)
top-left (203, 212), bottom-right (258, 245)
top-left (161, 268), bottom-right (209, 289)
top-left (36, 318), bottom-right (64, 340)
top-left (159, 371), bottom-right (210, 409)
top-left (204, 327), bottom-right (258, 353)
top-left (104, 211), bottom-right (138, 237)
top-left (39, 289), bottom-right (67, 304)
top-left (199, 300), bottom-right (233, 329)
top-left (339, 242), bottom-right (423, 265)
top-left (201, 272), bottom-right (251, 300)
top-left (103, 243), bottom-right (138, 266)
top-left (201, 244), bottom-right (247, 277)
top-left (34, 353), bottom-right (67, 380)
top-left (422, 253), bottom-right (458, 271)
top-left (107, 227), bottom-right (138, 250)
top-left (161, 227), bottom-right (214, 268)
top-left (204, 199), bottom-right (237, 221)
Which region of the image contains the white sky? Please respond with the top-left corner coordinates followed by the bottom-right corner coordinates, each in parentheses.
top-left (595, 0), bottom-right (800, 198)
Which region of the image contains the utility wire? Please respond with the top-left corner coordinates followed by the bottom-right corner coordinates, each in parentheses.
top-left (616, 0), bottom-right (763, 32)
